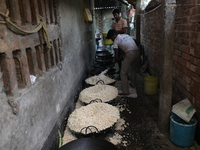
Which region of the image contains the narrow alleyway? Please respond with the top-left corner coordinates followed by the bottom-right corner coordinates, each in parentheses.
top-left (61, 72), bottom-right (197, 150)
top-left (106, 73), bottom-right (196, 150)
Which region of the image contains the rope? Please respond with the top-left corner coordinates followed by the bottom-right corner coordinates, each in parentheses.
top-left (0, 10), bottom-right (51, 49)
top-left (58, 130), bottom-right (63, 148)
top-left (138, 4), bottom-right (162, 16)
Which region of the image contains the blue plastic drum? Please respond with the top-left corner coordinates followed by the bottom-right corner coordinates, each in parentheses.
top-left (170, 113), bottom-right (197, 147)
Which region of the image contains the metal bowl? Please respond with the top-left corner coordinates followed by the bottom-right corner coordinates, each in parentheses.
top-left (58, 137), bottom-right (118, 150)
top-left (96, 48), bottom-right (109, 53)
top-left (96, 52), bottom-right (113, 57)
top-left (89, 68), bottom-right (105, 76)
top-left (95, 57), bottom-right (114, 63)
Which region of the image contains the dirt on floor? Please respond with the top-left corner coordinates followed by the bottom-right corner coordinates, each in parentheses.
top-left (61, 73), bottom-right (197, 150)
top-left (105, 74), bottom-right (196, 150)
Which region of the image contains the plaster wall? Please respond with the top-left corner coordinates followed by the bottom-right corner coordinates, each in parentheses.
top-left (0, 0), bottom-right (95, 150)
top-left (102, 10), bottom-right (113, 33)
top-left (140, 0), bottom-right (175, 133)
top-left (95, 10), bottom-right (113, 35)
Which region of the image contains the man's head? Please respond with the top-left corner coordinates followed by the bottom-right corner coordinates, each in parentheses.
top-left (106, 29), bottom-right (118, 41)
top-left (112, 9), bottom-right (121, 21)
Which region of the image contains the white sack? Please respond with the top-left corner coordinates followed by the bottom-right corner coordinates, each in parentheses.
top-left (172, 98), bottom-right (196, 122)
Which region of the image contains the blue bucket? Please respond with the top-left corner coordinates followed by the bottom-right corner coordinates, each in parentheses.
top-left (170, 113), bottom-right (197, 147)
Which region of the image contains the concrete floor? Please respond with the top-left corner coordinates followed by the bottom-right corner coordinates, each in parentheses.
top-left (61, 72), bottom-right (197, 150)
top-left (106, 73), bottom-right (196, 150)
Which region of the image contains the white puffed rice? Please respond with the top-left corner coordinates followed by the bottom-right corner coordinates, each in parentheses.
top-left (62, 127), bottom-right (77, 145)
top-left (79, 84), bottom-right (118, 104)
top-left (67, 103), bottom-right (120, 134)
top-left (85, 74), bottom-right (115, 85)
top-left (108, 132), bottom-right (123, 145)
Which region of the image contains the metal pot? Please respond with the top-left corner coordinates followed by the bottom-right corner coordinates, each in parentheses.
top-left (96, 48), bottom-right (109, 53)
top-left (89, 67), bottom-right (105, 76)
top-left (71, 124), bottom-right (114, 139)
top-left (96, 56), bottom-right (113, 62)
top-left (96, 51), bottom-right (113, 57)
top-left (106, 68), bottom-right (116, 75)
top-left (58, 137), bottom-right (118, 150)
top-left (92, 63), bottom-right (105, 68)
top-left (95, 57), bottom-right (114, 63)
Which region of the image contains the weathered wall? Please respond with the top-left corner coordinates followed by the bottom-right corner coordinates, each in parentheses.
top-left (140, 0), bottom-right (200, 142)
top-left (0, 0), bottom-right (95, 150)
top-left (140, 1), bottom-right (162, 77)
top-left (140, 0), bottom-right (176, 133)
top-left (102, 10), bottom-right (113, 33)
top-left (173, 0), bottom-right (200, 143)
top-left (94, 9), bottom-right (113, 44)
top-left (173, 0), bottom-right (200, 107)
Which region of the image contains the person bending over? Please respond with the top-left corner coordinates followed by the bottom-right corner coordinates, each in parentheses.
top-left (107, 29), bottom-right (140, 97)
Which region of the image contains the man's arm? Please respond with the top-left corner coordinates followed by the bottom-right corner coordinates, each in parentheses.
top-left (114, 48), bottom-right (120, 63)
top-left (118, 27), bottom-right (127, 34)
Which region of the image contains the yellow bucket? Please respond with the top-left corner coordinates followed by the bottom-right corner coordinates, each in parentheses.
top-left (144, 76), bottom-right (158, 95)
top-left (102, 33), bottom-right (113, 45)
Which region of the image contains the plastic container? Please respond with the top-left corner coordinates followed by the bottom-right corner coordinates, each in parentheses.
top-left (144, 76), bottom-right (158, 95)
top-left (170, 113), bottom-right (197, 147)
top-left (102, 33), bottom-right (113, 45)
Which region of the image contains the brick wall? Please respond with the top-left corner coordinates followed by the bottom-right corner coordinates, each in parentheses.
top-left (140, 0), bottom-right (200, 143)
top-left (140, 2), bottom-right (162, 77)
top-left (173, 0), bottom-right (200, 105)
top-left (173, 0), bottom-right (200, 143)
top-left (140, 0), bottom-right (200, 113)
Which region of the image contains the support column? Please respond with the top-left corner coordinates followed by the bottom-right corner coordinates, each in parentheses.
top-left (26, 47), bottom-right (39, 76)
top-left (44, 0), bottom-right (51, 24)
top-left (57, 39), bottom-right (62, 62)
top-left (43, 46), bottom-right (51, 70)
top-left (50, 41), bottom-right (56, 67)
top-left (135, 0), bottom-right (141, 43)
top-left (20, 0), bottom-right (32, 24)
top-left (0, 52), bottom-right (18, 96)
top-left (7, 0), bottom-right (21, 24)
top-left (35, 45), bottom-right (46, 74)
top-left (29, 0), bottom-right (40, 24)
top-left (0, 0), bottom-right (7, 15)
top-left (53, 40), bottom-right (58, 65)
top-left (13, 49), bottom-right (31, 88)
top-left (158, 0), bottom-right (176, 133)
